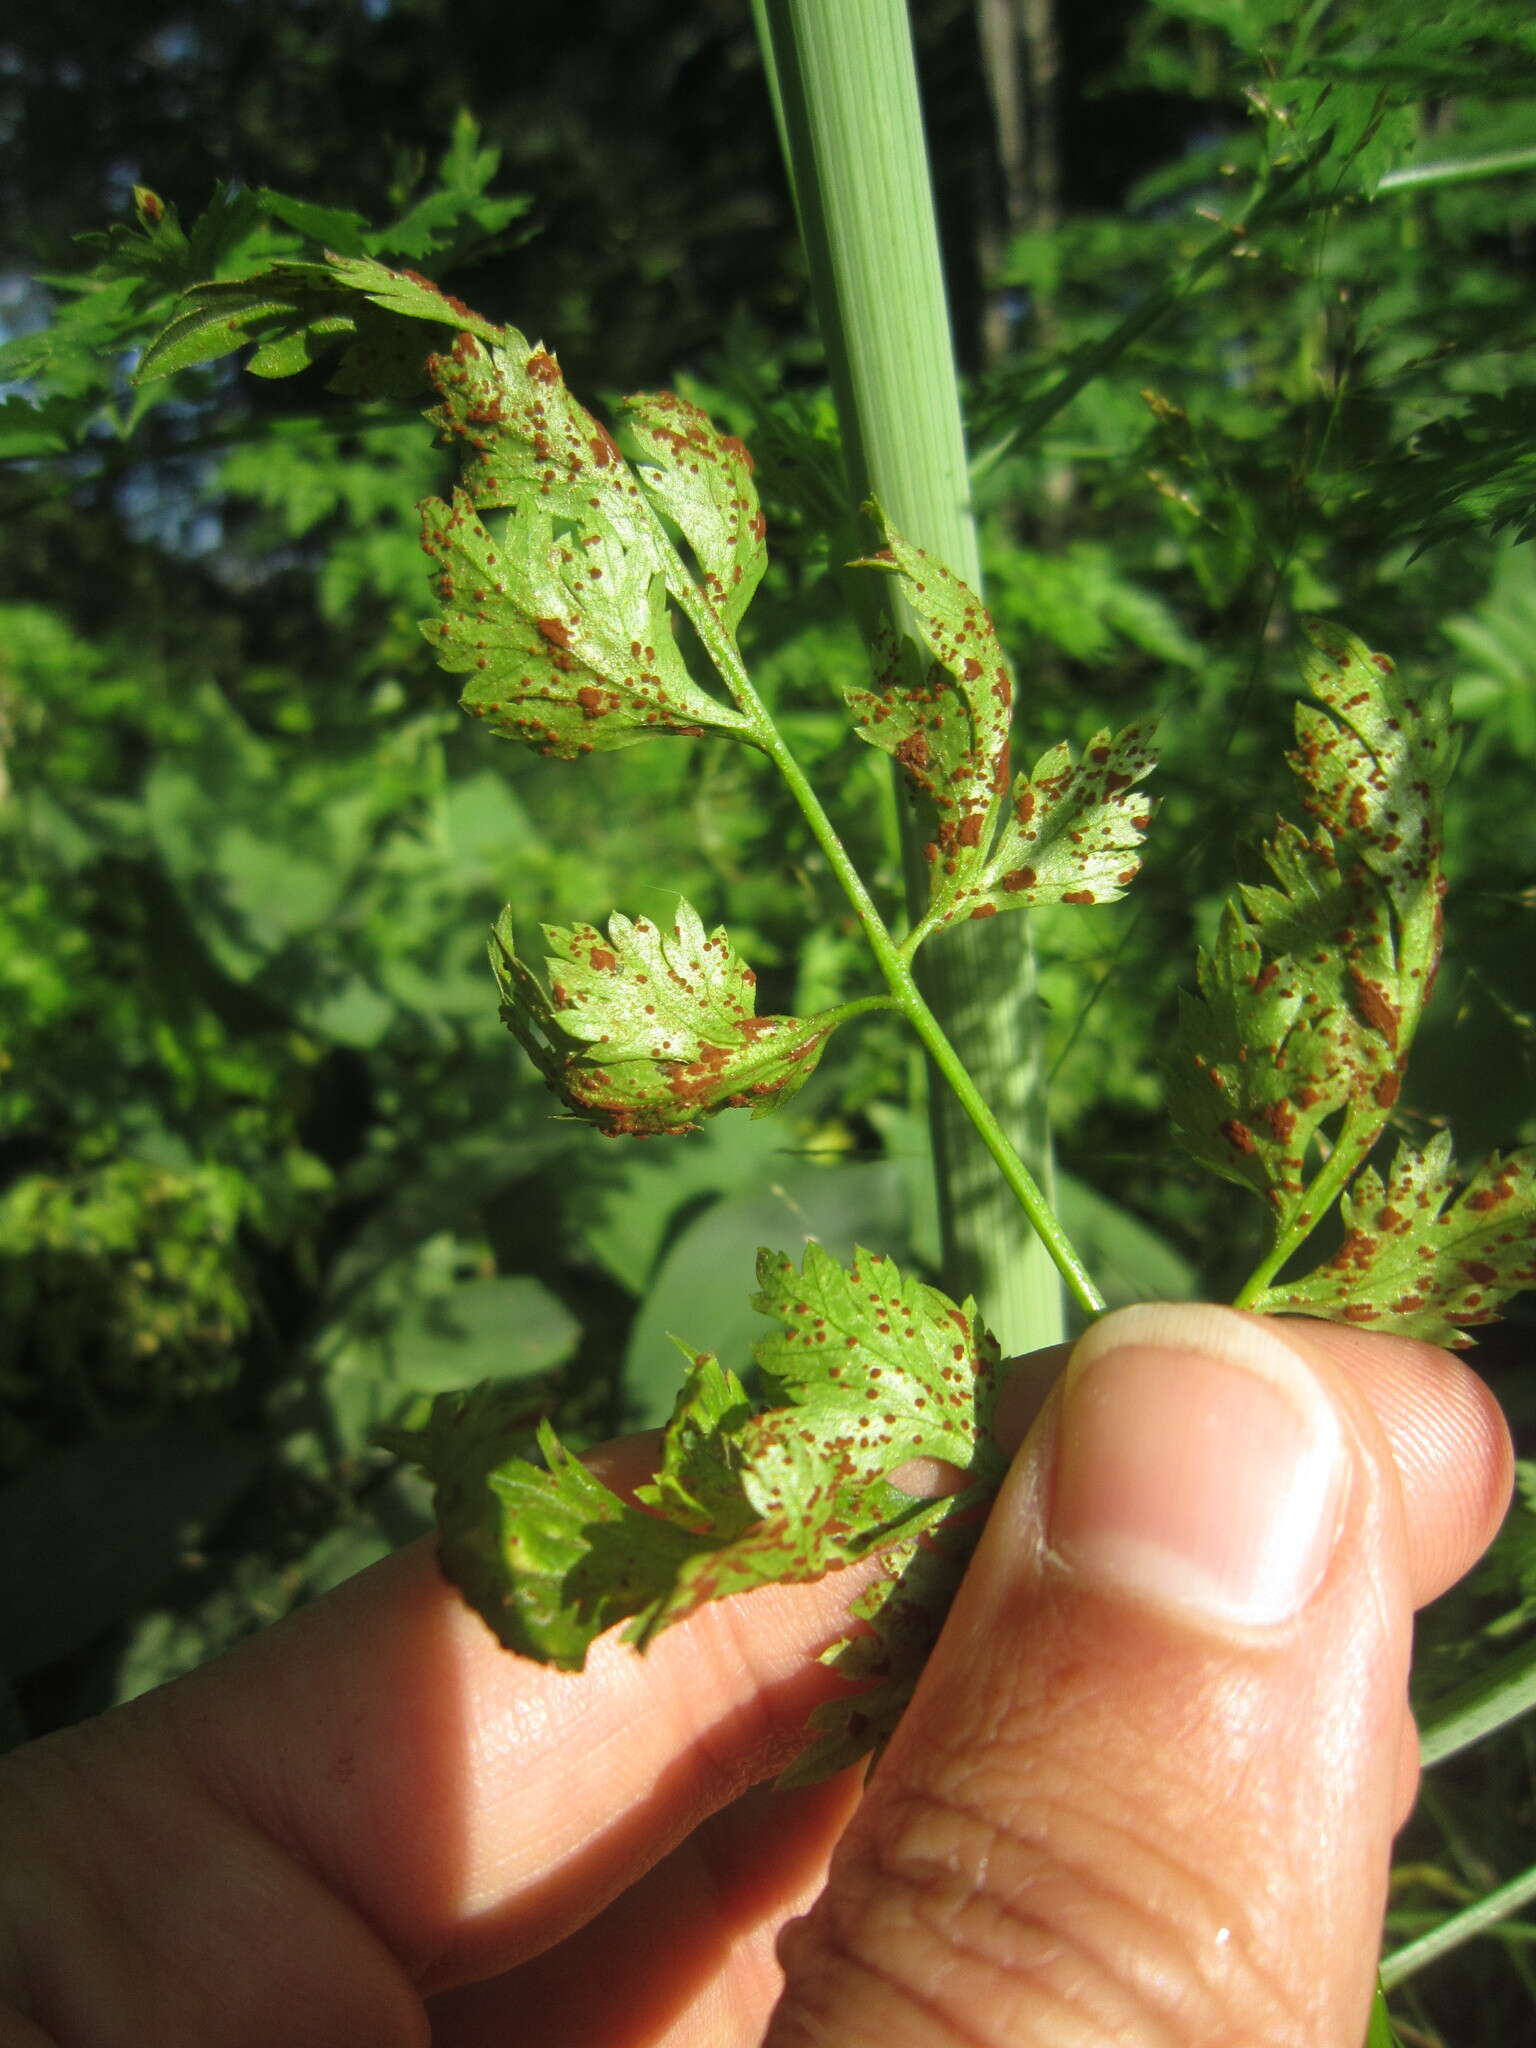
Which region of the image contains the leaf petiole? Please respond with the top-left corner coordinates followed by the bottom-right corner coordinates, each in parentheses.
top-left (643, 491), bottom-right (1108, 1316)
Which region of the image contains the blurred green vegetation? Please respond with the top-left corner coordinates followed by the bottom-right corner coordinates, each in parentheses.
top-left (3, 2), bottom-right (1536, 2035)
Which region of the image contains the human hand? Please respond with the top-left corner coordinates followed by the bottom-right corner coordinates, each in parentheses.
top-left (0, 1304), bottom-right (1511, 2047)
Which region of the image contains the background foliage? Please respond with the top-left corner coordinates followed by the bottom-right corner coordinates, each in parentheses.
top-left (3, 2), bottom-right (1535, 2036)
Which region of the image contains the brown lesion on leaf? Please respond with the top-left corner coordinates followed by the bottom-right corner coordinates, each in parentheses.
top-left (1347, 963), bottom-right (1401, 1049)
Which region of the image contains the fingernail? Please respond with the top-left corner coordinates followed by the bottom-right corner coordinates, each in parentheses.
top-left (1049, 1304), bottom-right (1349, 1628)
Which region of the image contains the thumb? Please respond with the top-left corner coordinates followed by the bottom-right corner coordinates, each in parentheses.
top-left (768, 1302), bottom-right (1429, 2048)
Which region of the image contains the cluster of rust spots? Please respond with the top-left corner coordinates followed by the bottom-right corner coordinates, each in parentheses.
top-left (396, 268), bottom-right (477, 322)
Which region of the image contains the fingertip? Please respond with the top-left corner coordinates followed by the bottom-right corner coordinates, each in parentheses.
top-left (1269, 1320), bottom-right (1516, 1608)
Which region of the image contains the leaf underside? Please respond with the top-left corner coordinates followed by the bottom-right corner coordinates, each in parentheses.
top-left (392, 1243), bottom-right (1008, 1779)
top-left (421, 333), bottom-right (757, 758)
top-left (489, 901), bottom-right (835, 1137)
top-left (1168, 618), bottom-right (1534, 1346)
top-left (849, 511), bottom-right (1157, 930)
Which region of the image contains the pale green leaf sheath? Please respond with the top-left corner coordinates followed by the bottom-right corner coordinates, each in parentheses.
top-left (393, 1242), bottom-right (1006, 1775)
top-left (489, 902), bottom-right (838, 1137)
top-left (849, 512), bottom-right (1156, 937)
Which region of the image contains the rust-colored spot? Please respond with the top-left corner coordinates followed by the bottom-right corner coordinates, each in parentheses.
top-left (1063, 889), bottom-right (1096, 906)
top-left (1348, 966), bottom-right (1400, 1049)
top-left (1220, 1118), bottom-right (1257, 1155)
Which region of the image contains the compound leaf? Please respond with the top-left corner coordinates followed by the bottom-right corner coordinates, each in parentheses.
top-left (490, 904), bottom-right (836, 1136)
top-left (136, 252), bottom-right (506, 390)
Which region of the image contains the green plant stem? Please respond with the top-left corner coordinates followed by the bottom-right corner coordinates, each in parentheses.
top-left (1233, 1103), bottom-right (1385, 1306)
top-left (1380, 1862), bottom-right (1536, 1991)
top-left (757, 0), bottom-right (1066, 1352)
top-left (762, 727), bottom-right (1105, 1316)
top-left (651, 510), bottom-right (1105, 1318)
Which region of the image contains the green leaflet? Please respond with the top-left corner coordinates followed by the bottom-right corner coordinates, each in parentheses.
top-left (393, 1243), bottom-right (1006, 1774)
top-left (971, 723), bottom-right (1158, 917)
top-left (1167, 622), bottom-right (1452, 1234)
top-left (848, 513), bottom-right (1156, 929)
top-left (1172, 618), bottom-right (1536, 1344)
top-left (489, 902), bottom-right (836, 1136)
top-left (420, 337), bottom-right (758, 754)
top-left (624, 391), bottom-right (768, 639)
top-left (848, 517), bottom-right (1015, 911)
top-left (424, 484), bottom-right (746, 757)
top-left (1256, 1134), bottom-right (1536, 1349)
top-left (136, 252), bottom-right (507, 392)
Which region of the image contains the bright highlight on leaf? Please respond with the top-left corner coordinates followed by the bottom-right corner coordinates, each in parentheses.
top-left (489, 902), bottom-right (836, 1137)
top-left (391, 1242), bottom-right (1007, 1777)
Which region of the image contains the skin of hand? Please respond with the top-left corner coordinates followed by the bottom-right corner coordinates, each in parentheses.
top-left (0, 1305), bottom-right (1512, 2048)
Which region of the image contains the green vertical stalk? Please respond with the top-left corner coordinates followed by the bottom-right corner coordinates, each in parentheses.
top-left (754, 0), bottom-right (1063, 1352)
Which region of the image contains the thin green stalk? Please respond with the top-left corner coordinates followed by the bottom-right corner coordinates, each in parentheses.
top-left (757, 0), bottom-right (1066, 1352)
top-left (1376, 145), bottom-right (1536, 194)
top-left (1234, 1103), bottom-right (1384, 1307)
top-left (1418, 1636), bottom-right (1536, 1770)
top-left (1380, 1862), bottom-right (1536, 1991)
top-left (763, 725), bottom-right (1105, 1315)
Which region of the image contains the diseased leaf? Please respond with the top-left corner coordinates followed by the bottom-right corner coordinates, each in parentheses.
top-left (392, 1388), bottom-right (714, 1668)
top-left (1258, 1134), bottom-right (1536, 1348)
top-left (969, 722), bottom-right (1157, 918)
top-left (424, 485), bottom-right (747, 757)
top-left (847, 516), bottom-right (1014, 918)
top-left (848, 514), bottom-right (1155, 928)
top-left (135, 263), bottom-right (344, 380)
top-left (489, 903), bottom-right (836, 1136)
top-left (394, 1245), bottom-right (1006, 1775)
top-left (782, 1522), bottom-right (977, 1787)
top-left (625, 390), bottom-right (768, 638)
top-left (419, 337), bottom-right (752, 754)
top-left (324, 254), bottom-right (504, 342)
top-left (1167, 621), bottom-right (1451, 1240)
